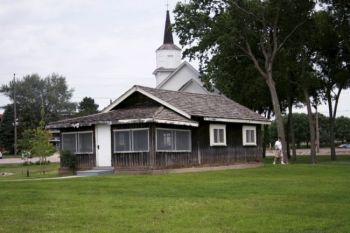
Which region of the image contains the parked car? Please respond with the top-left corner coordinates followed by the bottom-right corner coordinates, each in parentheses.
top-left (338, 144), bottom-right (350, 148)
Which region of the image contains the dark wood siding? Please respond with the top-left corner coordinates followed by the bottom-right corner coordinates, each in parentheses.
top-left (65, 121), bottom-right (262, 170)
top-left (113, 92), bottom-right (160, 109)
top-left (152, 121), bottom-right (262, 168)
top-left (196, 122), bottom-right (262, 166)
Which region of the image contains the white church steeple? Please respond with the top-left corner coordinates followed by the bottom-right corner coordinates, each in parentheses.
top-left (153, 10), bottom-right (182, 86)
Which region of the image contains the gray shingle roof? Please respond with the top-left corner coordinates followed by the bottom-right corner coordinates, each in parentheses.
top-left (47, 106), bottom-right (197, 129)
top-left (48, 85), bottom-right (269, 129)
top-left (136, 86), bottom-right (268, 122)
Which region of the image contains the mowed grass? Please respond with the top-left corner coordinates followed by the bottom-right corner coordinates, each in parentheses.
top-left (0, 157), bottom-right (350, 233)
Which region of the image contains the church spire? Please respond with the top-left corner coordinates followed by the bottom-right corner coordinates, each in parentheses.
top-left (163, 10), bottom-right (174, 44)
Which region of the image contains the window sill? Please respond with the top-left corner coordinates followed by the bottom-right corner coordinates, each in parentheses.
top-left (243, 143), bottom-right (257, 146)
top-left (210, 144), bottom-right (227, 147)
top-left (156, 150), bottom-right (192, 152)
top-left (114, 151), bottom-right (149, 153)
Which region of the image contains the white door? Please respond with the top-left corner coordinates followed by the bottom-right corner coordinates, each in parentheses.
top-left (95, 124), bottom-right (112, 167)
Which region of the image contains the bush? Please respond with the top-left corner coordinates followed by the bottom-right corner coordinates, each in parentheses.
top-left (60, 150), bottom-right (76, 171)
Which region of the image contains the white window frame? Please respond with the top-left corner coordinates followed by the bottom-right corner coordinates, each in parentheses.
top-left (209, 124), bottom-right (226, 146)
top-left (156, 128), bottom-right (192, 152)
top-left (113, 128), bottom-right (149, 153)
top-left (242, 125), bottom-right (257, 146)
top-left (61, 131), bottom-right (94, 154)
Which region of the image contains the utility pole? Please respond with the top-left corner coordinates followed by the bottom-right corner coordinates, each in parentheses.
top-left (13, 73), bottom-right (17, 157)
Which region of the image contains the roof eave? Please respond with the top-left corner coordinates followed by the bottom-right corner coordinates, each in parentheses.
top-left (203, 117), bottom-right (271, 125)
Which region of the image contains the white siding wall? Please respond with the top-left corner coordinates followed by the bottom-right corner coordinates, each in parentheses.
top-left (156, 49), bottom-right (181, 69)
top-left (181, 81), bottom-right (208, 94)
top-left (161, 65), bottom-right (203, 91)
top-left (155, 71), bottom-right (173, 86)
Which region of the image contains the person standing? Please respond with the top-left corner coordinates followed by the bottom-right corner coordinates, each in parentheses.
top-left (273, 137), bottom-right (285, 165)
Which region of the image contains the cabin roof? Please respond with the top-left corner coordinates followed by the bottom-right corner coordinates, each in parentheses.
top-left (134, 86), bottom-right (268, 123)
top-left (48, 85), bottom-right (269, 129)
top-left (47, 106), bottom-right (198, 129)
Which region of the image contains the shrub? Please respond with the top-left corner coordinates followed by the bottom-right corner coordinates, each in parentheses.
top-left (60, 150), bottom-right (76, 171)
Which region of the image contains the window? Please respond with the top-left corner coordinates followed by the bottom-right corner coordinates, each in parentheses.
top-left (157, 129), bottom-right (173, 151)
top-left (113, 128), bottom-right (149, 153)
top-left (62, 131), bottom-right (93, 154)
top-left (78, 132), bottom-right (93, 153)
top-left (114, 130), bottom-right (130, 152)
top-left (62, 133), bottom-right (76, 153)
top-left (210, 124), bottom-right (226, 146)
top-left (156, 128), bottom-right (191, 152)
top-left (242, 126), bottom-right (257, 146)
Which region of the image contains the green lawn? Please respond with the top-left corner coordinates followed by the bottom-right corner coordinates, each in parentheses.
top-left (0, 157), bottom-right (349, 233)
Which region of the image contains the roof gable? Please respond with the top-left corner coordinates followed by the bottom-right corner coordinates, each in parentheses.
top-left (102, 86), bottom-right (191, 119)
top-left (156, 61), bottom-right (202, 89)
top-left (178, 79), bottom-right (210, 94)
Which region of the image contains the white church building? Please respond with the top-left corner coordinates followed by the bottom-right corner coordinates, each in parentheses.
top-left (153, 10), bottom-right (215, 95)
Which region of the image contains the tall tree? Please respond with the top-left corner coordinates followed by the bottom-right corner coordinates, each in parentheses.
top-left (312, 7), bottom-right (350, 160)
top-left (77, 97), bottom-right (99, 116)
top-left (0, 74), bottom-right (76, 130)
top-left (173, 0), bottom-right (315, 162)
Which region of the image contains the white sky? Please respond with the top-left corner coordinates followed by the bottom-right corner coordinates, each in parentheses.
top-left (0, 0), bottom-right (349, 117)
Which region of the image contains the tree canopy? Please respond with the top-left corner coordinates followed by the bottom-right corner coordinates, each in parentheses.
top-left (0, 73), bottom-right (76, 130)
top-left (77, 97), bottom-right (99, 116)
top-left (173, 0), bottom-right (315, 162)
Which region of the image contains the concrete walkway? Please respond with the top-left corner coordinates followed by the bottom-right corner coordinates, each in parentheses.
top-left (0, 152), bottom-right (60, 164)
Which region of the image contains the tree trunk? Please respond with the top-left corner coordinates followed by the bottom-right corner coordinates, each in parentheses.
top-left (266, 76), bottom-right (288, 163)
top-left (286, 112), bottom-right (291, 159)
top-left (326, 89), bottom-right (336, 160)
top-left (288, 102), bottom-right (297, 161)
top-left (303, 88), bottom-right (316, 163)
top-left (315, 107), bottom-right (320, 153)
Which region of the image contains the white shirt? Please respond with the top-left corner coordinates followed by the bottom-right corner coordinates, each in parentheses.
top-left (275, 140), bottom-right (282, 150)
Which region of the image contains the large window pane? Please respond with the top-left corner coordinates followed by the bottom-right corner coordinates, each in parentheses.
top-left (78, 132), bottom-right (93, 153)
top-left (133, 130), bottom-right (148, 151)
top-left (62, 134), bottom-right (76, 153)
top-left (157, 129), bottom-right (173, 151)
top-left (175, 130), bottom-right (191, 151)
top-left (114, 131), bottom-right (130, 152)
top-left (156, 129), bottom-right (192, 152)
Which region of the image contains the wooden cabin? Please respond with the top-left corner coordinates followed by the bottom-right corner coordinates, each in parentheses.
top-left (47, 85), bottom-right (270, 172)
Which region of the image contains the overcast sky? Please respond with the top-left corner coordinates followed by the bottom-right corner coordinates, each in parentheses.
top-left (0, 0), bottom-right (349, 117)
